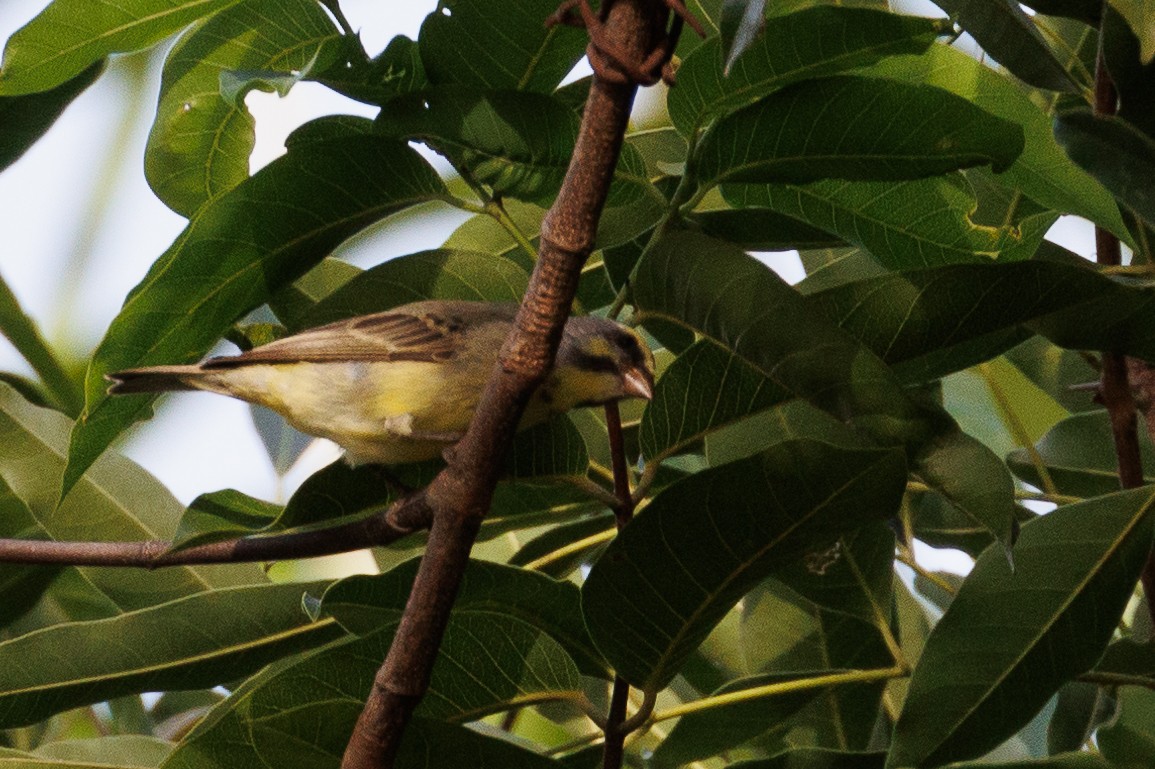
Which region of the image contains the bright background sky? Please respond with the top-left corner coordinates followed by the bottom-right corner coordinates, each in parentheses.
top-left (0, 1), bottom-right (1095, 575)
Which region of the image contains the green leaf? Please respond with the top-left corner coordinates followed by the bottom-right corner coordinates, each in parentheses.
top-left (1048, 681), bottom-right (1113, 755)
top-left (0, 0), bottom-right (243, 96)
top-left (1008, 410), bottom-right (1155, 497)
top-left (170, 489), bottom-right (282, 551)
top-left (704, 399), bottom-right (864, 467)
top-left (582, 439), bottom-right (906, 691)
top-left (0, 60), bottom-right (103, 173)
top-left (312, 34), bottom-right (427, 105)
top-left (638, 339), bottom-right (789, 462)
top-left (692, 207), bottom-right (844, 250)
top-left (164, 574), bottom-right (584, 769)
top-left (651, 672), bottom-right (827, 767)
top-left (693, 76), bottom-right (1025, 188)
top-left (267, 257), bottom-right (361, 329)
top-left (418, 0), bottom-right (587, 93)
top-left (775, 523), bottom-right (895, 623)
top-left (729, 750), bottom-right (887, 769)
top-left (1022, 0), bottom-right (1103, 24)
top-left (928, 0), bottom-right (1078, 92)
top-left (321, 557), bottom-right (605, 675)
top-left (145, 0), bottom-right (344, 216)
top-left (508, 512), bottom-right (615, 577)
top-left (377, 88), bottom-right (578, 206)
top-left (1108, 0), bottom-right (1155, 64)
top-left (1095, 638), bottom-right (1155, 680)
top-left (1097, 687), bottom-right (1155, 769)
top-left (634, 231), bottom-right (937, 447)
top-left (0, 269), bottom-right (83, 416)
top-left (858, 43), bottom-right (1131, 243)
top-left (669, 6), bottom-right (942, 135)
top-left (0, 581), bottom-right (339, 727)
top-left (300, 248), bottom-right (529, 327)
top-left (888, 487), bottom-right (1155, 768)
top-left (1103, 5), bottom-right (1155, 139)
top-left (0, 382), bottom-right (261, 610)
top-left (67, 135), bottom-right (447, 497)
top-left (1055, 109), bottom-right (1155, 228)
top-left (1003, 336), bottom-right (1099, 415)
top-left (724, 176), bottom-right (1015, 268)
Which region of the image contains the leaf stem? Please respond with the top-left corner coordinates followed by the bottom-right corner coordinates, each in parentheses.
top-left (1079, 671), bottom-right (1155, 690)
top-left (843, 542), bottom-right (907, 668)
top-left (651, 667), bottom-right (908, 723)
top-left (522, 527), bottom-right (616, 572)
top-left (895, 551), bottom-right (958, 597)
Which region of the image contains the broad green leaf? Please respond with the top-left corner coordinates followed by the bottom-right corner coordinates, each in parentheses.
top-left (67, 136), bottom-right (447, 496)
top-left (0, 580), bottom-right (339, 728)
top-left (724, 176), bottom-right (1015, 268)
top-left (692, 207), bottom-right (844, 250)
top-left (301, 249), bottom-right (528, 327)
top-left (911, 492), bottom-right (1035, 558)
top-left (1108, 0), bottom-right (1155, 63)
top-left (508, 512), bottom-right (615, 577)
top-left (635, 231), bottom-right (937, 445)
top-left (0, 61), bottom-right (103, 173)
top-left (1055, 109), bottom-right (1155, 229)
top-left (651, 671), bottom-right (827, 767)
top-left (169, 489), bottom-right (282, 551)
top-left (0, 382), bottom-right (261, 610)
top-left (34, 736), bottom-right (172, 766)
top-left (1008, 410), bottom-right (1155, 497)
top-left (775, 523), bottom-right (895, 623)
top-left (145, 0), bottom-right (344, 216)
top-left (888, 487), bottom-right (1155, 768)
top-left (693, 76), bottom-right (1025, 188)
top-left (321, 558), bottom-right (604, 675)
top-left (417, 0), bottom-right (586, 93)
top-left (267, 257), bottom-right (361, 329)
top-left (720, 0), bottom-right (767, 74)
top-left (704, 399), bottom-right (863, 467)
top-left (377, 88), bottom-right (577, 206)
top-left (0, 0), bottom-right (241, 95)
top-left (0, 757), bottom-right (156, 769)
top-left (928, 0), bottom-right (1078, 92)
top-left (858, 43), bottom-right (1131, 243)
top-left (582, 439), bottom-right (906, 691)
top-left (1048, 681), bottom-right (1113, 755)
top-left (639, 339), bottom-right (789, 462)
top-left (1097, 687), bottom-right (1155, 768)
top-left (669, 6), bottom-right (943, 135)
top-left (164, 583), bottom-right (583, 769)
top-left (1022, 0), bottom-right (1102, 24)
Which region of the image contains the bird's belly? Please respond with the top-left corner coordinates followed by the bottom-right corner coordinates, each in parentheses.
top-left (209, 362), bottom-right (479, 463)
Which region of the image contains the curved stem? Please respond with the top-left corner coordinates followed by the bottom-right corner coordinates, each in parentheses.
top-left (652, 667), bottom-right (908, 723)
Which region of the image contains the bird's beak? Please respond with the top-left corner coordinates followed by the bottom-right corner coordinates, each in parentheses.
top-left (621, 366), bottom-right (655, 401)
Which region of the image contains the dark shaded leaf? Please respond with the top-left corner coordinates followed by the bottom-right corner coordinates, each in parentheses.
top-left (0, 60), bottom-right (103, 173)
top-left (583, 440), bottom-right (906, 691)
top-left (1103, 5), bottom-right (1155, 139)
top-left (1107, 0), bottom-right (1155, 64)
top-left (1021, 0), bottom-right (1102, 25)
top-left (692, 208), bottom-right (844, 250)
top-left (1055, 109), bottom-right (1155, 228)
top-left (728, 749), bottom-right (887, 769)
top-left (1097, 687), bottom-right (1155, 769)
top-left (888, 487), bottom-right (1155, 768)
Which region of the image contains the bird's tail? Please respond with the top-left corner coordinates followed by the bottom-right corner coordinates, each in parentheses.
top-left (105, 365), bottom-right (205, 394)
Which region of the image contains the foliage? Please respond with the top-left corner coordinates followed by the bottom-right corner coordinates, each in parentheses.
top-left (0, 0), bottom-right (1154, 767)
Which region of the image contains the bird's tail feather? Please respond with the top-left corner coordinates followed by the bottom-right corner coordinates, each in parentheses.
top-left (105, 366), bottom-right (205, 394)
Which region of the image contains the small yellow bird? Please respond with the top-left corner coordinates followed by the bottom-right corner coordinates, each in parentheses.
top-left (106, 300), bottom-right (655, 465)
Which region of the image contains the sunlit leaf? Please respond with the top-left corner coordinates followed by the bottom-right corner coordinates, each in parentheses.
top-left (0, 0), bottom-right (241, 95)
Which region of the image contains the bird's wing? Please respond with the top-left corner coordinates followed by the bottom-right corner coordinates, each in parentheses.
top-left (202, 306), bottom-right (499, 367)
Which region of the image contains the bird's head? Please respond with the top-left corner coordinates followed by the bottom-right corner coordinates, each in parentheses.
top-left (544, 316), bottom-right (655, 411)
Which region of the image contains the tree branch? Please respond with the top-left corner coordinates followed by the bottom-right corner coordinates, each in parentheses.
top-left (0, 495), bottom-right (431, 567)
top-left (339, 3), bottom-right (673, 766)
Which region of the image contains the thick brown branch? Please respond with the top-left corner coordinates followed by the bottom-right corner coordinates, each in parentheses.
top-left (340, 3), bottom-right (672, 767)
top-left (0, 495), bottom-right (432, 567)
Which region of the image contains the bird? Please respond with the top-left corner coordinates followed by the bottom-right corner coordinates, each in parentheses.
top-left (106, 300), bottom-right (656, 465)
